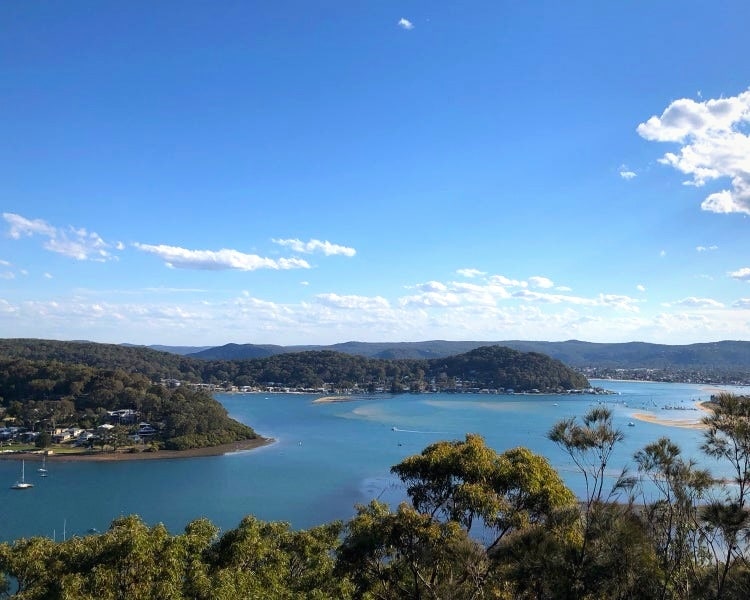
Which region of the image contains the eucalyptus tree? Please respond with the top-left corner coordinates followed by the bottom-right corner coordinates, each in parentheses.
top-left (337, 500), bottom-right (487, 600)
top-left (634, 437), bottom-right (713, 600)
top-left (204, 515), bottom-right (349, 600)
top-left (700, 393), bottom-right (750, 598)
top-left (390, 434), bottom-right (575, 550)
top-left (547, 407), bottom-right (644, 597)
top-left (548, 407), bottom-right (630, 509)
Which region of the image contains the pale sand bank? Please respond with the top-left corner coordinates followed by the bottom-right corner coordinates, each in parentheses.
top-left (312, 395), bottom-right (359, 404)
top-left (630, 401), bottom-right (713, 430)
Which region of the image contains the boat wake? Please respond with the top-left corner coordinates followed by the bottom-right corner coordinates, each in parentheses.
top-left (391, 427), bottom-right (451, 434)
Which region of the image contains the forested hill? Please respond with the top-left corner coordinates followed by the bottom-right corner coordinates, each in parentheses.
top-left (187, 339), bottom-right (750, 369)
top-left (0, 339), bottom-right (589, 393)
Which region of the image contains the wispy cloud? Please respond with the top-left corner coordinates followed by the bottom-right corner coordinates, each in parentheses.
top-left (3, 212), bottom-right (120, 261)
top-left (272, 238), bottom-right (356, 257)
top-left (637, 89), bottom-right (750, 215)
top-left (398, 17), bottom-right (414, 30)
top-left (665, 297), bottom-right (725, 309)
top-left (134, 243), bottom-right (310, 271)
top-left (696, 245), bottom-right (718, 252)
top-left (637, 284), bottom-right (646, 292)
top-left (315, 293), bottom-right (390, 310)
top-left (488, 275), bottom-right (527, 288)
top-left (619, 165), bottom-right (637, 180)
top-left (734, 298), bottom-right (750, 309)
top-left (456, 268), bottom-right (486, 278)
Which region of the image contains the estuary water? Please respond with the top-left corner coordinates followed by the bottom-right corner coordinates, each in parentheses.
top-left (1, 380), bottom-right (749, 543)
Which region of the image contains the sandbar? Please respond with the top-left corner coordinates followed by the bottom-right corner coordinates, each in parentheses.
top-left (312, 395), bottom-right (359, 404)
top-left (630, 401), bottom-right (712, 430)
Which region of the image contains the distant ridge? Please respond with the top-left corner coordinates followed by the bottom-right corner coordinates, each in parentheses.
top-left (186, 339), bottom-right (750, 370)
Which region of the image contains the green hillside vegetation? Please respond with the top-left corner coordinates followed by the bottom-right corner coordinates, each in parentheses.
top-left (0, 357), bottom-right (256, 451)
top-left (186, 339), bottom-right (750, 383)
top-left (4, 396), bottom-right (750, 599)
top-left (0, 339), bottom-right (589, 393)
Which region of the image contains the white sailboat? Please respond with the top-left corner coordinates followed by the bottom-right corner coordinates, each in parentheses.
top-left (11, 460), bottom-right (34, 489)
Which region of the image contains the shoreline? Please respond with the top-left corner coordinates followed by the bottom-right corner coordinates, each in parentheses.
top-left (0, 436), bottom-right (274, 462)
top-left (630, 401), bottom-right (712, 430)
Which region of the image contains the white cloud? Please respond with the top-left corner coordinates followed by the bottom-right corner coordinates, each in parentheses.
top-left (488, 275), bottom-right (527, 288)
top-left (696, 245), bottom-right (718, 252)
top-left (637, 284), bottom-right (646, 292)
top-left (666, 297), bottom-right (725, 309)
top-left (44, 273), bottom-right (53, 279)
top-left (0, 259), bottom-right (10, 266)
top-left (0, 272), bottom-right (14, 280)
top-left (512, 289), bottom-right (641, 312)
top-left (3, 212), bottom-right (119, 261)
top-left (400, 291), bottom-right (462, 308)
top-left (597, 294), bottom-right (641, 312)
top-left (5, 279), bottom-right (750, 345)
top-left (4, 213), bottom-right (57, 239)
top-left (134, 243), bottom-right (310, 271)
top-left (0, 299), bottom-right (17, 314)
top-left (619, 165), bottom-right (637, 180)
top-left (660, 250), bottom-right (667, 258)
top-left (315, 293), bottom-right (390, 310)
top-left (513, 289), bottom-right (595, 306)
top-left (398, 17), bottom-right (414, 30)
top-left (637, 89), bottom-right (750, 215)
top-left (456, 268), bottom-right (486, 278)
top-left (730, 267), bottom-right (750, 281)
top-left (272, 238), bottom-right (356, 257)
top-left (528, 276), bottom-right (554, 289)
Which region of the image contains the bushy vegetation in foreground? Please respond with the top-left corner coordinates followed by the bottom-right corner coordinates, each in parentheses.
top-left (3, 394), bottom-right (750, 599)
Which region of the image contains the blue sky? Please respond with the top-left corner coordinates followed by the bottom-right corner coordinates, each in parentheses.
top-left (2, 1), bottom-right (750, 347)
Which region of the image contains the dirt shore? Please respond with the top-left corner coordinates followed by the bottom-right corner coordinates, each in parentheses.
top-left (0, 436), bottom-right (274, 462)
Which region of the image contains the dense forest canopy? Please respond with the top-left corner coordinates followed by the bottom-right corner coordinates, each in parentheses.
top-left (0, 339), bottom-right (590, 392)
top-left (0, 356), bottom-right (256, 451)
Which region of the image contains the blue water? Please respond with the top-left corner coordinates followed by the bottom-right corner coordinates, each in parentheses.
top-left (1, 380), bottom-right (747, 543)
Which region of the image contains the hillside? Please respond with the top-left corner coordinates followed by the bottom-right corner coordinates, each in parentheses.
top-left (0, 338), bottom-right (589, 393)
top-left (186, 339), bottom-right (750, 370)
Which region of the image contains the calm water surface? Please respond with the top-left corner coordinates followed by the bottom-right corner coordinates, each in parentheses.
top-left (1, 380), bottom-right (748, 542)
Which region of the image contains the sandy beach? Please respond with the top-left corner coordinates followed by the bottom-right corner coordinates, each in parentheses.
top-left (630, 401), bottom-right (713, 430)
top-left (0, 436), bottom-right (274, 463)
